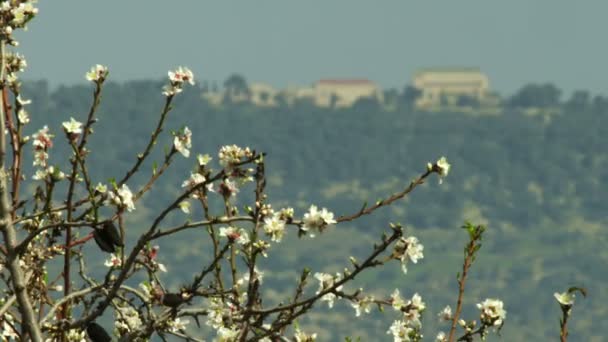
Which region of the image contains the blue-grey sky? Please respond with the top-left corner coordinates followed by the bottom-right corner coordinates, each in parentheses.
top-left (16, 1), bottom-right (608, 96)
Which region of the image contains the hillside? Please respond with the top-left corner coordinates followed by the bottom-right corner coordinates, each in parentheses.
top-left (19, 79), bottom-right (608, 341)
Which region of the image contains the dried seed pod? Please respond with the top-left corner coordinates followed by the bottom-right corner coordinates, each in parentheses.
top-left (87, 322), bottom-right (112, 342)
top-left (93, 221), bottom-right (123, 253)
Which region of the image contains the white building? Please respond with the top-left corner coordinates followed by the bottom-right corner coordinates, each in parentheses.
top-left (413, 68), bottom-right (490, 109)
top-left (313, 79), bottom-right (383, 108)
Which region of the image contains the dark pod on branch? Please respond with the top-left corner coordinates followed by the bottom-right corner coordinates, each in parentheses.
top-left (161, 292), bottom-right (192, 308)
top-left (93, 221), bottom-right (123, 253)
top-left (87, 322), bottom-right (112, 342)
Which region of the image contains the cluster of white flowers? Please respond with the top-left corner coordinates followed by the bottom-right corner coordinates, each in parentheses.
top-left (388, 319), bottom-right (414, 342)
top-left (104, 253), bottom-right (122, 268)
top-left (174, 126), bottom-right (192, 157)
top-left (162, 66), bottom-right (195, 96)
top-left (167, 317), bottom-right (190, 333)
top-left (476, 298), bottom-right (506, 327)
top-left (216, 326), bottom-right (240, 341)
top-left (294, 326), bottom-right (317, 341)
top-left (392, 236), bottom-right (424, 274)
top-left (85, 64), bottom-right (109, 82)
top-left (31, 126), bottom-right (53, 168)
top-left (427, 156), bottom-right (451, 184)
top-left (301, 205), bottom-right (337, 236)
top-left (65, 329), bottom-right (86, 342)
top-left (314, 272), bottom-right (343, 308)
top-left (182, 172), bottom-right (206, 191)
top-left (262, 213), bottom-right (286, 242)
top-left (32, 165), bottom-right (65, 182)
top-left (435, 331), bottom-right (447, 342)
top-left (115, 306), bottom-right (143, 334)
top-left (108, 184), bottom-right (136, 212)
top-left (16, 94), bottom-right (31, 124)
top-left (206, 297), bottom-right (243, 339)
top-left (5, 52), bottom-right (27, 85)
top-left (351, 294), bottom-right (375, 317)
top-left (219, 226), bottom-right (250, 245)
top-left (391, 290), bottom-right (426, 326)
top-left (0, 1), bottom-right (38, 45)
top-left (218, 144), bottom-right (252, 169)
top-left (1, 313), bottom-right (18, 340)
top-left (437, 305), bottom-right (452, 322)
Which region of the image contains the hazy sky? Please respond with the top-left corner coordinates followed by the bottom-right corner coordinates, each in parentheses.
top-left (16, 1), bottom-right (608, 96)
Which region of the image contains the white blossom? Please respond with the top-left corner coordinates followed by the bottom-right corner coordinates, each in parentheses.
top-left (115, 306), bottom-right (143, 333)
top-left (294, 326), bottom-right (318, 342)
top-left (168, 66), bottom-right (195, 85)
top-left (387, 320), bottom-right (413, 342)
top-left (178, 201), bottom-right (191, 214)
top-left (263, 214), bottom-right (286, 242)
top-left (182, 172), bottom-right (205, 189)
top-left (62, 117), bottom-right (83, 135)
top-left (32, 125), bottom-right (53, 151)
top-left (163, 66), bottom-right (194, 96)
top-left (428, 156), bottom-right (451, 184)
top-left (216, 326), bottom-right (239, 342)
top-left (351, 295), bottom-right (375, 317)
top-left (393, 236), bottom-right (424, 274)
top-left (174, 126), bottom-right (192, 157)
top-left (476, 298), bottom-right (506, 327)
top-left (435, 331), bottom-right (447, 342)
top-left (108, 184), bottom-right (136, 212)
top-left (390, 289), bottom-right (406, 311)
top-left (219, 226), bottom-right (250, 245)
top-left (1, 314), bottom-right (18, 340)
top-left (17, 109), bottom-right (29, 124)
top-left (85, 64), bottom-right (108, 82)
top-left (554, 291), bottom-right (575, 306)
top-left (314, 272), bottom-right (342, 308)
top-left (302, 205), bottom-right (337, 235)
top-left (438, 305), bottom-right (452, 322)
top-left (95, 183), bottom-right (107, 194)
top-left (168, 317), bottom-right (189, 333)
top-left (218, 144), bottom-right (252, 168)
top-left (104, 253), bottom-right (122, 267)
top-left (197, 153), bottom-right (212, 166)
top-left (65, 329), bottom-right (86, 342)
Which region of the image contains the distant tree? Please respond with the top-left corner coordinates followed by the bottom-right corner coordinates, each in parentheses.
top-left (564, 90), bottom-right (590, 113)
top-left (400, 85), bottom-right (422, 110)
top-left (383, 88), bottom-right (399, 108)
top-left (508, 83), bottom-right (562, 108)
top-left (223, 73), bottom-right (250, 99)
top-left (592, 95), bottom-right (608, 115)
top-left (352, 96), bottom-right (381, 113)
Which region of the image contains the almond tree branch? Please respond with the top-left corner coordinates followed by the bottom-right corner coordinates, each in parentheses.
top-left (0, 38), bottom-right (43, 341)
top-left (337, 169), bottom-right (431, 223)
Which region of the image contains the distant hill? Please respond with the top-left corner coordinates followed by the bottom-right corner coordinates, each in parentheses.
top-left (20, 79), bottom-right (608, 341)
